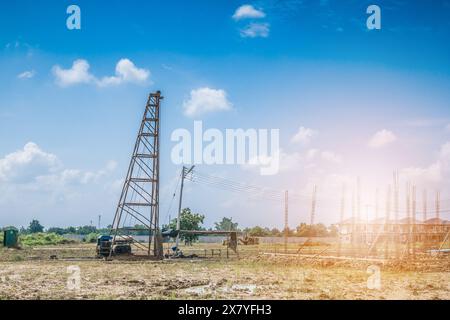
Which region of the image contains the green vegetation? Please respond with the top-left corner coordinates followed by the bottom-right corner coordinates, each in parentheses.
top-left (46, 225), bottom-right (108, 235)
top-left (1, 217), bottom-right (339, 250)
top-left (245, 226), bottom-right (272, 236)
top-left (27, 219), bottom-right (44, 233)
top-left (214, 217), bottom-right (239, 231)
top-left (166, 208), bottom-right (205, 245)
top-left (84, 232), bottom-right (100, 243)
top-left (19, 233), bottom-right (76, 246)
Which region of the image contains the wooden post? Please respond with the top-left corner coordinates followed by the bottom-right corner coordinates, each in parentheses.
top-left (406, 182), bottom-right (411, 257)
top-left (435, 191), bottom-right (440, 220)
top-left (393, 171), bottom-right (399, 259)
top-left (384, 185), bottom-right (391, 260)
top-left (412, 185), bottom-right (416, 260)
top-left (423, 190), bottom-right (427, 222)
top-left (351, 189), bottom-right (355, 256)
top-left (284, 190), bottom-right (288, 254)
top-left (338, 184), bottom-right (345, 257)
top-left (375, 188), bottom-right (379, 220)
top-left (309, 185), bottom-right (317, 255)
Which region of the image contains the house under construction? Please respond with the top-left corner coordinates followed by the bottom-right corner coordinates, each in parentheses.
top-left (338, 217), bottom-right (450, 259)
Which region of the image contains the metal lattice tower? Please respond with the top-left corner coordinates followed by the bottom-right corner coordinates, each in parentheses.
top-left (110, 91), bottom-right (163, 258)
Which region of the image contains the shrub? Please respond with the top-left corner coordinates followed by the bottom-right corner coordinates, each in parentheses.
top-left (19, 233), bottom-right (76, 246)
top-left (85, 233), bottom-right (100, 243)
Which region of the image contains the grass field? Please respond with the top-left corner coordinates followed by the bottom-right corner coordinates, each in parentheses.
top-left (0, 242), bottom-right (448, 300)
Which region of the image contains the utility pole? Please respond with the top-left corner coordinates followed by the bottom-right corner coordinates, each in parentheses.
top-left (375, 188), bottom-right (379, 220)
top-left (284, 190), bottom-right (288, 253)
top-left (175, 165), bottom-right (195, 250)
top-left (384, 185), bottom-right (391, 260)
top-left (98, 215), bottom-right (101, 230)
top-left (338, 184), bottom-right (345, 257)
top-left (356, 177), bottom-right (361, 246)
top-left (357, 177), bottom-right (361, 221)
top-left (351, 189), bottom-right (355, 246)
top-left (412, 185), bottom-right (416, 259)
top-left (393, 171), bottom-right (399, 258)
top-left (365, 204), bottom-right (370, 243)
top-left (423, 190), bottom-right (427, 222)
top-left (435, 191), bottom-right (440, 220)
top-left (406, 182), bottom-right (411, 256)
top-left (307, 185), bottom-right (317, 252)
top-left (310, 185), bottom-right (317, 226)
top-left (435, 191), bottom-right (441, 240)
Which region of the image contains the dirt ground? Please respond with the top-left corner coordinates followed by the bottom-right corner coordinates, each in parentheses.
top-left (0, 243), bottom-right (449, 300)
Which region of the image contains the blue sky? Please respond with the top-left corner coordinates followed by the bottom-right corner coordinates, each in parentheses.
top-left (1, 0), bottom-right (450, 229)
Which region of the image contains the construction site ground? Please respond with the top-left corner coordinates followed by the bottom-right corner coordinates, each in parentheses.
top-left (0, 242), bottom-right (448, 300)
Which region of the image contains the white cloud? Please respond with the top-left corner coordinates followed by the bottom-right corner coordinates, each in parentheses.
top-left (0, 143), bottom-right (120, 226)
top-left (97, 59), bottom-right (151, 87)
top-left (52, 59), bottom-right (94, 87)
top-left (240, 23), bottom-right (270, 38)
top-left (232, 4), bottom-right (266, 20)
top-left (404, 118), bottom-right (446, 128)
top-left (401, 141), bottom-right (450, 186)
top-left (0, 142), bottom-right (60, 183)
top-left (37, 160), bottom-right (117, 187)
top-left (242, 147), bottom-right (341, 174)
top-left (304, 149), bottom-right (342, 164)
top-left (368, 129), bottom-right (397, 148)
top-left (0, 142), bottom-right (116, 187)
top-left (401, 163), bottom-right (442, 184)
top-left (183, 87), bottom-right (233, 117)
top-left (17, 70), bottom-right (35, 79)
top-left (321, 151), bottom-right (342, 163)
top-left (445, 123), bottom-right (450, 132)
top-left (291, 126), bottom-right (317, 145)
top-left (52, 58), bottom-right (150, 87)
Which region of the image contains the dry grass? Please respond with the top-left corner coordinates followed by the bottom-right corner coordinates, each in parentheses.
top-left (0, 243), bottom-right (448, 300)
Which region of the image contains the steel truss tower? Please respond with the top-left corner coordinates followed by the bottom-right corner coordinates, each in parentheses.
top-left (110, 91), bottom-right (163, 258)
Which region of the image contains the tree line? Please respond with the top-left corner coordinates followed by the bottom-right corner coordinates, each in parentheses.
top-left (2, 210), bottom-right (338, 241)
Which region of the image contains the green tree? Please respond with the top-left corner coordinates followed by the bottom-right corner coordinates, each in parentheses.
top-left (270, 228), bottom-right (281, 236)
top-left (214, 217), bottom-right (239, 231)
top-left (27, 219), bottom-right (44, 233)
top-left (168, 208), bottom-right (204, 245)
top-left (247, 226), bottom-right (270, 237)
top-left (328, 224), bottom-right (339, 237)
top-left (66, 226), bottom-right (77, 234)
top-left (76, 225), bottom-right (97, 235)
top-left (296, 223), bottom-right (309, 237)
top-left (47, 227), bottom-right (66, 235)
top-left (296, 223), bottom-right (329, 237)
top-left (131, 224), bottom-right (149, 235)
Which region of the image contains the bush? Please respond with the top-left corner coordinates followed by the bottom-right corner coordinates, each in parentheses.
top-left (84, 233), bottom-right (100, 243)
top-left (19, 233), bottom-right (76, 246)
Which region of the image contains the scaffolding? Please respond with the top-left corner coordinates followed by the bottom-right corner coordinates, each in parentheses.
top-left (110, 91), bottom-right (163, 259)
